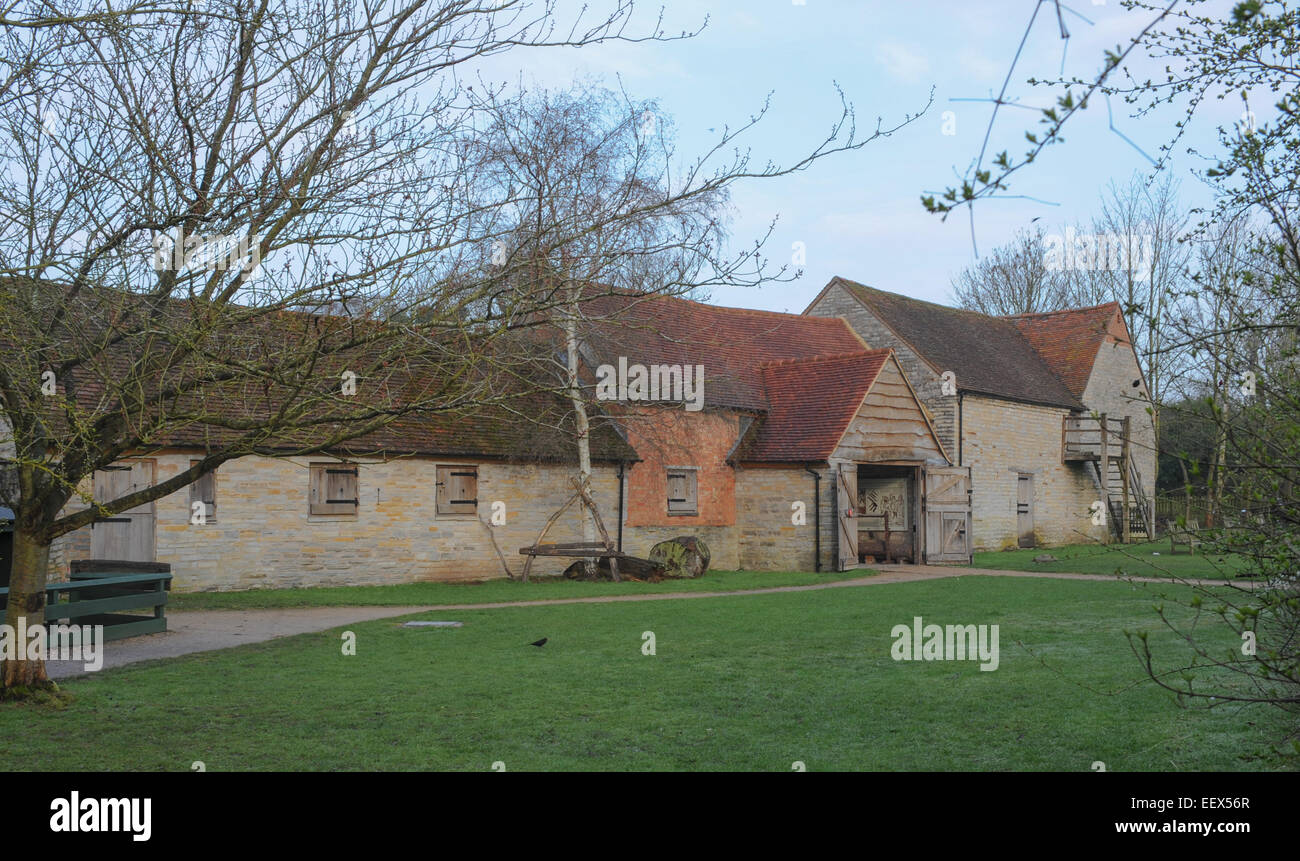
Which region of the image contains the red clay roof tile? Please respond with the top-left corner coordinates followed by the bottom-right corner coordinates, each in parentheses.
top-left (1006, 303), bottom-right (1121, 399)
top-left (580, 293), bottom-right (866, 412)
top-left (738, 350), bottom-right (892, 462)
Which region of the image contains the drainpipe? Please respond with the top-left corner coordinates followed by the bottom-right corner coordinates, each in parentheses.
top-left (804, 465), bottom-right (821, 572)
top-left (957, 392), bottom-right (964, 466)
top-left (616, 461), bottom-right (626, 552)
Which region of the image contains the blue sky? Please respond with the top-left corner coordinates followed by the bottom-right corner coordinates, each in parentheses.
top-left (478, 0), bottom-right (1243, 313)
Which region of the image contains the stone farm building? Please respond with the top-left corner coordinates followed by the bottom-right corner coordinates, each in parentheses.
top-left (43, 281), bottom-right (1154, 590)
top-left (806, 278), bottom-right (1156, 551)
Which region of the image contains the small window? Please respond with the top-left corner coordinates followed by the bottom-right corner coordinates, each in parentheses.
top-left (310, 462), bottom-right (359, 515)
top-left (666, 468), bottom-right (698, 515)
top-left (436, 465), bottom-right (478, 517)
top-left (189, 460), bottom-right (216, 522)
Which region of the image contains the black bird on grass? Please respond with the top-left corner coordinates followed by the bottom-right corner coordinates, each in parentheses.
top-left (528, 638), bottom-right (548, 648)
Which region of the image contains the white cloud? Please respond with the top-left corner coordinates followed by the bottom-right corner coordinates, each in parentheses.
top-left (875, 42), bottom-right (932, 84)
top-left (728, 11), bottom-right (761, 33)
top-left (957, 50), bottom-right (1004, 83)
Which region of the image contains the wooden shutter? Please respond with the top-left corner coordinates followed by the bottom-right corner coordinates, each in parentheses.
top-left (436, 465), bottom-right (478, 516)
top-left (667, 469), bottom-right (696, 514)
top-left (310, 463), bottom-right (359, 515)
top-left (189, 460), bottom-right (217, 521)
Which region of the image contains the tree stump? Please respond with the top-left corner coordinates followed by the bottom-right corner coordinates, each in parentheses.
top-left (562, 556), bottom-right (666, 581)
top-left (648, 536), bottom-right (711, 578)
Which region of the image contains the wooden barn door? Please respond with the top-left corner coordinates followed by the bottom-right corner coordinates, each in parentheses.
top-left (835, 463), bottom-right (859, 570)
top-left (923, 466), bottom-right (971, 564)
top-left (1017, 474), bottom-right (1035, 548)
top-left (91, 460), bottom-right (156, 562)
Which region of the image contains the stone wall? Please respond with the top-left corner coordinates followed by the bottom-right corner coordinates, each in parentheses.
top-left (961, 395), bottom-right (1107, 549)
top-left (50, 452), bottom-right (623, 591)
top-left (1082, 334), bottom-right (1158, 509)
top-left (735, 464), bottom-right (829, 572)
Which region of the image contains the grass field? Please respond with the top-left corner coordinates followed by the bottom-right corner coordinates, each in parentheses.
top-left (4, 575), bottom-right (1287, 771)
top-left (972, 540), bottom-right (1253, 580)
top-left (166, 568), bottom-right (872, 610)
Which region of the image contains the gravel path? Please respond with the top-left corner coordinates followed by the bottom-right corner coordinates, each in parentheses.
top-left (45, 564), bottom-right (1249, 679)
top-left (45, 606), bottom-right (437, 679)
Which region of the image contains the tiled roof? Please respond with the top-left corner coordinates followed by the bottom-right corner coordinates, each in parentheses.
top-left (818, 278), bottom-right (1085, 410)
top-left (2, 279), bottom-right (636, 464)
top-left (1006, 303), bottom-right (1121, 399)
top-left (736, 350), bottom-right (891, 462)
top-left (579, 293), bottom-right (866, 412)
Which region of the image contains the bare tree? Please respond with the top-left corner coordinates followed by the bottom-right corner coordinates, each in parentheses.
top-left (1071, 173), bottom-right (1193, 446)
top-left (1164, 217), bottom-right (1264, 525)
top-left (0, 0), bottom-right (691, 694)
top-left (950, 226), bottom-right (1072, 315)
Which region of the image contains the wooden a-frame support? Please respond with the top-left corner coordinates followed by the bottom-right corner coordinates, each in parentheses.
top-left (520, 477), bottom-right (620, 583)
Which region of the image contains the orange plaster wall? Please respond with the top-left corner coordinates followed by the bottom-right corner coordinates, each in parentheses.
top-left (621, 408), bottom-right (739, 527)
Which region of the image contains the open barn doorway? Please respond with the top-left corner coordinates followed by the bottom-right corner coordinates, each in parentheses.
top-left (856, 463), bottom-right (919, 564)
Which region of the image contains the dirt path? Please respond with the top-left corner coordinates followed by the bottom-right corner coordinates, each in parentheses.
top-left (46, 565), bottom-right (1249, 679)
top-left (875, 563), bottom-right (1251, 588)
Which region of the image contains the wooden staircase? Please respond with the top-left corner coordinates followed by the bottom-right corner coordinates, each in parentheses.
top-left (1063, 414), bottom-right (1153, 542)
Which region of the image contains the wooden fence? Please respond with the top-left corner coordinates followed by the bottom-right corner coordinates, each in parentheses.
top-left (1154, 494), bottom-right (1213, 527)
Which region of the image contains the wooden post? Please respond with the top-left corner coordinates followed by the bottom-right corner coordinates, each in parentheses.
top-left (573, 477), bottom-right (620, 582)
top-left (1098, 413), bottom-right (1110, 544)
top-left (522, 490), bottom-right (580, 582)
top-left (1121, 416), bottom-right (1131, 544)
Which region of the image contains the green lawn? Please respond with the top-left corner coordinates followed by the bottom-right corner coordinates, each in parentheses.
top-left (166, 568), bottom-right (872, 610)
top-left (973, 540), bottom-right (1254, 580)
top-left (4, 576), bottom-right (1287, 771)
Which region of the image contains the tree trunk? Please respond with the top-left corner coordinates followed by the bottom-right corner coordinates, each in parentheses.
top-left (1210, 413), bottom-right (1228, 529)
top-left (563, 288), bottom-right (598, 578)
top-left (1179, 458), bottom-right (1193, 525)
top-left (1, 525), bottom-right (53, 691)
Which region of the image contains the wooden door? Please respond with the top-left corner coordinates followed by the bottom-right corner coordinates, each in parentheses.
top-left (923, 466), bottom-right (971, 564)
top-left (835, 463), bottom-right (858, 570)
top-left (91, 460), bottom-right (156, 561)
top-left (1017, 474), bottom-right (1035, 548)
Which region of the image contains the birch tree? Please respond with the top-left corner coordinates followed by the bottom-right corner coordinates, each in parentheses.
top-left (459, 82), bottom-right (925, 576)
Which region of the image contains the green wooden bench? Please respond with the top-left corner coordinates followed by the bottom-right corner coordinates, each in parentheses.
top-left (0, 571), bottom-right (172, 642)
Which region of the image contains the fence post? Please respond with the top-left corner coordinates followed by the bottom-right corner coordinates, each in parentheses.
top-left (1121, 417), bottom-right (1131, 544)
top-left (1098, 413), bottom-right (1110, 544)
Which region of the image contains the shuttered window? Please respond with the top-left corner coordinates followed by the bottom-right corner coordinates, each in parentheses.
top-left (436, 465), bottom-right (478, 517)
top-left (666, 468), bottom-right (698, 515)
top-left (309, 463), bottom-right (359, 515)
top-left (189, 460), bottom-right (216, 522)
